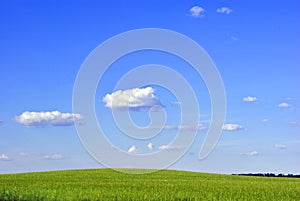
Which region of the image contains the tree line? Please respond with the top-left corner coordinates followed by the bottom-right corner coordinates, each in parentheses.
top-left (232, 173), bottom-right (300, 178)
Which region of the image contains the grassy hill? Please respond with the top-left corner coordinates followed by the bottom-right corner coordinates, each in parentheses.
top-left (0, 168), bottom-right (299, 200)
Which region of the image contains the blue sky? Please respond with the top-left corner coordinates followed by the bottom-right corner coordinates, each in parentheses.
top-left (0, 0), bottom-right (299, 174)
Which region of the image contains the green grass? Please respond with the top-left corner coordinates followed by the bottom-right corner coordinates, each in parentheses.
top-left (0, 168), bottom-right (299, 200)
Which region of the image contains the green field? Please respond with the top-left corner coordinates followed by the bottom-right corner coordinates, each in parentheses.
top-left (0, 168), bottom-right (299, 200)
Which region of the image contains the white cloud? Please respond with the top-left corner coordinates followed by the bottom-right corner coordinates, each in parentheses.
top-left (262, 118), bottom-right (269, 123)
top-left (147, 143), bottom-right (153, 150)
top-left (15, 111), bottom-right (83, 127)
top-left (128, 145), bottom-right (138, 153)
top-left (159, 145), bottom-right (185, 151)
top-left (19, 152), bottom-right (28, 157)
top-left (275, 144), bottom-right (286, 149)
top-left (44, 154), bottom-right (64, 160)
top-left (189, 6), bottom-right (205, 18)
top-left (243, 96), bottom-right (257, 102)
top-left (231, 36), bottom-right (239, 41)
top-left (162, 123), bottom-right (207, 131)
top-left (222, 123), bottom-right (244, 131)
top-left (240, 151), bottom-right (258, 156)
top-left (278, 102), bottom-right (290, 108)
top-left (103, 87), bottom-right (161, 110)
top-left (171, 101), bottom-right (181, 107)
top-left (289, 121), bottom-right (300, 126)
top-left (0, 154), bottom-right (10, 161)
top-left (217, 7), bottom-right (233, 15)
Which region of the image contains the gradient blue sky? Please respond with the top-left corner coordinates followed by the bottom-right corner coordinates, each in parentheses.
top-left (0, 0), bottom-right (299, 174)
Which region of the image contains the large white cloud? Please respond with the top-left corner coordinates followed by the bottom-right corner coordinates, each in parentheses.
top-left (222, 123), bottom-right (244, 131)
top-left (216, 7), bottom-right (232, 15)
top-left (243, 96), bottom-right (257, 102)
top-left (189, 6), bottom-right (205, 18)
top-left (103, 87), bottom-right (161, 110)
top-left (15, 111), bottom-right (83, 127)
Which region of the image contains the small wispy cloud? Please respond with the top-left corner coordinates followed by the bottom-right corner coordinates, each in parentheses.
top-left (222, 123), bottom-right (244, 131)
top-left (288, 121), bottom-right (300, 126)
top-left (275, 144), bottom-right (286, 149)
top-left (189, 6), bottom-right (205, 18)
top-left (128, 145), bottom-right (138, 153)
top-left (231, 36), bottom-right (239, 41)
top-left (171, 101), bottom-right (181, 107)
top-left (15, 111), bottom-right (83, 127)
top-left (0, 154), bottom-right (10, 161)
top-left (243, 96), bottom-right (257, 102)
top-left (240, 150), bottom-right (258, 156)
top-left (44, 154), bottom-right (64, 160)
top-left (216, 7), bottom-right (233, 15)
top-left (164, 123), bottom-right (206, 131)
top-left (159, 145), bottom-right (185, 151)
top-left (261, 118), bottom-right (269, 123)
top-left (146, 123), bottom-right (207, 131)
top-left (19, 152), bottom-right (28, 157)
top-left (147, 143), bottom-right (153, 150)
top-left (278, 102), bottom-right (290, 108)
top-left (103, 87), bottom-right (161, 110)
